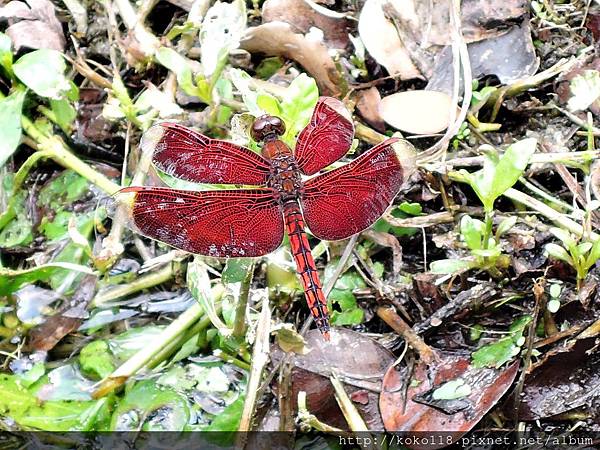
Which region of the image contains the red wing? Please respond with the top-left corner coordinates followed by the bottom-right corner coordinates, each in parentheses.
top-left (116, 187), bottom-right (284, 257)
top-left (294, 97), bottom-right (355, 175)
top-left (143, 123), bottom-right (271, 185)
top-left (301, 138), bottom-right (416, 241)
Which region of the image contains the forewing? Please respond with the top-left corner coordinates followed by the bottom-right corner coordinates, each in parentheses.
top-left (116, 187), bottom-right (284, 257)
top-left (145, 123), bottom-right (271, 185)
top-left (301, 138), bottom-right (416, 241)
top-left (294, 97), bottom-right (355, 175)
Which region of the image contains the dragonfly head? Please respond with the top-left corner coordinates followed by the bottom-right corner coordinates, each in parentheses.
top-left (251, 115), bottom-right (286, 142)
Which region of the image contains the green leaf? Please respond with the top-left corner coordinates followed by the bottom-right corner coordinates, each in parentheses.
top-left (472, 316), bottom-right (531, 368)
top-left (0, 32), bottom-right (13, 75)
top-left (432, 378), bottom-right (471, 400)
top-left (496, 216), bottom-right (517, 237)
top-left (487, 139), bottom-right (537, 205)
top-left (155, 47), bottom-right (208, 102)
top-left (430, 259), bottom-right (475, 274)
top-left (50, 98), bottom-right (77, 134)
top-left (544, 243), bottom-right (573, 265)
top-left (279, 74), bottom-right (319, 145)
top-left (110, 380), bottom-right (190, 431)
top-left (13, 49), bottom-right (70, 99)
top-left (458, 139), bottom-right (536, 211)
top-left (549, 227), bottom-right (576, 249)
top-left (0, 373), bottom-right (108, 431)
top-left (0, 89), bottom-right (25, 168)
top-left (222, 258), bottom-right (254, 284)
top-left (0, 263), bottom-right (93, 296)
top-left (585, 239), bottom-right (600, 269)
top-left (549, 283), bottom-right (562, 298)
top-left (188, 256), bottom-right (231, 336)
top-left (204, 396), bottom-right (244, 431)
top-left (568, 69), bottom-right (600, 111)
top-left (398, 202), bottom-right (423, 216)
top-left (577, 242), bottom-right (593, 256)
top-left (0, 208), bottom-right (33, 247)
top-left (79, 341), bottom-right (116, 380)
top-left (255, 56), bottom-right (284, 79)
top-left (328, 288), bottom-right (363, 326)
top-left (460, 215), bottom-right (483, 250)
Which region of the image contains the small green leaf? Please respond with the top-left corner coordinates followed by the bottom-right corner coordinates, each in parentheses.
top-left (255, 56), bottom-right (284, 79)
top-left (496, 216), bottom-right (517, 237)
top-left (547, 298), bottom-right (560, 313)
top-left (188, 256), bottom-right (230, 336)
top-left (222, 258), bottom-right (254, 284)
top-left (280, 74), bottom-right (319, 144)
top-left (544, 243), bottom-right (573, 265)
top-left (156, 47), bottom-right (208, 102)
top-left (0, 89), bottom-right (25, 168)
top-left (472, 316), bottom-right (531, 368)
top-left (0, 32), bottom-right (13, 75)
top-left (430, 259), bottom-right (475, 274)
top-left (549, 283), bottom-right (561, 298)
top-left (398, 202), bottom-right (422, 216)
top-left (460, 215), bottom-right (483, 250)
top-left (585, 239), bottom-right (600, 269)
top-left (577, 242), bottom-right (593, 256)
top-left (13, 49), bottom-right (70, 99)
top-left (432, 378), bottom-right (472, 400)
top-left (50, 98), bottom-right (77, 134)
top-left (204, 395), bottom-right (244, 432)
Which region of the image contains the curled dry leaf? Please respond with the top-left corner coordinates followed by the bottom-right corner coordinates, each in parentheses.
top-left (379, 90), bottom-right (457, 135)
top-left (380, 355), bottom-right (519, 448)
top-left (519, 337), bottom-right (600, 420)
top-left (240, 21), bottom-right (343, 97)
top-left (262, 0), bottom-right (350, 49)
top-left (0, 0), bottom-right (65, 51)
top-left (358, 0), bottom-right (421, 79)
top-left (427, 24), bottom-right (539, 94)
top-left (355, 86), bottom-right (385, 132)
top-left (271, 328), bottom-right (395, 430)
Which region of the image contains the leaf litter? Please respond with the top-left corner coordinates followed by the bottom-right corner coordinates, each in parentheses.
top-left (0, 0), bottom-right (599, 446)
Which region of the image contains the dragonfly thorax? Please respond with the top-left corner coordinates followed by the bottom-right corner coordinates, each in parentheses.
top-left (268, 155), bottom-right (302, 203)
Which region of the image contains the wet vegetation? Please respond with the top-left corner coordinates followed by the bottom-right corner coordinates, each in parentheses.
top-left (0, 0), bottom-right (600, 446)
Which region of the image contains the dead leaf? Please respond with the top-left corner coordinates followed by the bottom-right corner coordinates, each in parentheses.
top-left (355, 87), bottom-right (385, 132)
top-left (379, 90), bottom-right (457, 134)
top-left (1, 0), bottom-right (66, 51)
top-left (380, 355), bottom-right (519, 448)
top-left (262, 0), bottom-right (350, 49)
top-left (271, 328), bottom-right (395, 430)
top-left (519, 338), bottom-right (600, 420)
top-left (358, 0), bottom-right (421, 79)
top-left (240, 21), bottom-right (344, 97)
top-left (427, 24), bottom-right (539, 94)
top-left (27, 274), bottom-right (97, 352)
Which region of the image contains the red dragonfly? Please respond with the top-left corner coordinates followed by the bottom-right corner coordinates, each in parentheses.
top-left (117, 97), bottom-right (415, 339)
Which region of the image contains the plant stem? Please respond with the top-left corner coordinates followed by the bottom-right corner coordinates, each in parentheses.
top-left (482, 210), bottom-right (494, 250)
top-left (92, 301), bottom-right (205, 398)
top-left (91, 264), bottom-right (174, 307)
top-left (21, 117), bottom-right (120, 194)
top-left (376, 306), bottom-right (437, 365)
top-left (232, 261), bottom-right (255, 338)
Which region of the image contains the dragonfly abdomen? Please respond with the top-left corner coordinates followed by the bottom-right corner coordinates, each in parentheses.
top-left (283, 201), bottom-right (330, 340)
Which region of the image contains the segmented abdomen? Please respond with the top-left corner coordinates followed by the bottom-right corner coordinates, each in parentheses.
top-left (283, 201), bottom-right (330, 339)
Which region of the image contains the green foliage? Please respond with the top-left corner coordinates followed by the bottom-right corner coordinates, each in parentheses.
top-left (432, 378), bottom-right (471, 400)
top-left (373, 201), bottom-right (422, 237)
top-left (188, 256), bottom-right (230, 336)
top-left (545, 227), bottom-right (600, 289)
top-left (0, 373), bottom-right (109, 431)
top-left (79, 341), bottom-right (116, 380)
top-left (0, 262), bottom-right (93, 295)
top-left (110, 380), bottom-right (190, 431)
top-left (0, 32), bottom-right (13, 76)
top-left (430, 214), bottom-right (514, 275)
top-left (472, 316), bottom-right (531, 368)
top-left (0, 88), bottom-right (25, 168)
top-left (13, 49), bottom-right (71, 99)
top-left (324, 266), bottom-right (366, 326)
top-left (455, 139), bottom-right (537, 213)
top-left (230, 69), bottom-right (319, 147)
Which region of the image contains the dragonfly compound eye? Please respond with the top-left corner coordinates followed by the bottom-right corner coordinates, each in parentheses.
top-left (251, 115), bottom-right (286, 141)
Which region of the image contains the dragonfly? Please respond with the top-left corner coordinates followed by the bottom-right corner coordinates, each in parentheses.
top-left (116, 97), bottom-right (416, 340)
